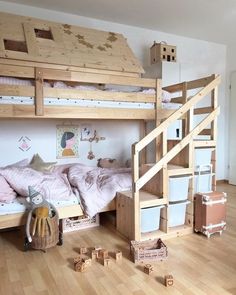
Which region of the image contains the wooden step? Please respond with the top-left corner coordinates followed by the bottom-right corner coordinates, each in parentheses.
top-left (143, 163), bottom-right (193, 176)
top-left (193, 140), bottom-right (216, 148)
top-left (118, 190), bottom-right (167, 209)
top-left (167, 164), bottom-right (193, 176)
top-left (141, 224), bottom-right (193, 241)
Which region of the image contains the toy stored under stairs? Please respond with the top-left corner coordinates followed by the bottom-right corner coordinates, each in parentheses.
top-left (117, 74), bottom-right (220, 241)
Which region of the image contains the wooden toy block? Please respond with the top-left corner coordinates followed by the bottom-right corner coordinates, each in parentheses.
top-left (73, 256), bottom-right (83, 265)
top-left (143, 264), bottom-right (154, 275)
top-left (91, 250), bottom-right (98, 260)
top-left (83, 258), bottom-right (92, 267)
top-left (98, 249), bottom-right (109, 259)
top-left (74, 261), bottom-right (85, 272)
top-left (102, 257), bottom-right (111, 267)
top-left (93, 246), bottom-right (102, 251)
top-left (164, 275), bottom-right (174, 286)
top-left (79, 247), bottom-right (88, 254)
top-left (115, 250), bottom-right (122, 262)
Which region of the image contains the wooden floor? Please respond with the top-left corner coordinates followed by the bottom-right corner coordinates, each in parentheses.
top-left (0, 183), bottom-right (236, 295)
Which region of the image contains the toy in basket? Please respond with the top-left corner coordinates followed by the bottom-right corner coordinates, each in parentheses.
top-left (63, 214), bottom-right (99, 232)
top-left (130, 238), bottom-right (168, 263)
top-left (25, 186), bottom-right (59, 251)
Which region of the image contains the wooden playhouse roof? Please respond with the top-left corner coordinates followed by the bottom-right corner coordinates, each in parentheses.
top-left (0, 12), bottom-right (144, 74)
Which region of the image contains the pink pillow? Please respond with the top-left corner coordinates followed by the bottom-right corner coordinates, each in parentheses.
top-left (0, 167), bottom-right (74, 201)
top-left (0, 175), bottom-right (17, 203)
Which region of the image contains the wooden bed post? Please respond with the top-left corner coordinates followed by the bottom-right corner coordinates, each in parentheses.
top-left (140, 120), bottom-right (147, 166)
top-left (155, 78), bottom-right (162, 161)
top-left (132, 143), bottom-right (140, 241)
top-left (35, 67), bottom-right (44, 116)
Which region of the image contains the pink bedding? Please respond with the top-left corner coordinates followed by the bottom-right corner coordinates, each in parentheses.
top-left (0, 175), bottom-right (17, 203)
top-left (0, 167), bottom-right (74, 201)
top-left (68, 164), bottom-right (132, 217)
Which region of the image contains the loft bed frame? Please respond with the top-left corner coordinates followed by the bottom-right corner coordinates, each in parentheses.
top-left (0, 13), bottom-right (221, 241)
top-left (0, 64), bottom-right (169, 120)
top-left (0, 63), bottom-right (166, 230)
top-left (0, 12), bottom-right (167, 230)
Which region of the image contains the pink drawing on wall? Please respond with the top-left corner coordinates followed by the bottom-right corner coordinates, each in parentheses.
top-left (18, 136), bottom-right (31, 151)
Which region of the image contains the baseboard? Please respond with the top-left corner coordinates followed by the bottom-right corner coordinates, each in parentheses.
top-left (216, 179), bottom-right (229, 184)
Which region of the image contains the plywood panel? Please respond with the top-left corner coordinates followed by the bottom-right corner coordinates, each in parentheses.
top-left (0, 12), bottom-right (144, 74)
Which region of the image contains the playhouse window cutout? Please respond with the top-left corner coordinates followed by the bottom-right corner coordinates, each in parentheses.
top-left (171, 49), bottom-right (175, 53)
top-left (167, 55), bottom-right (171, 61)
top-left (4, 39), bottom-right (28, 53)
top-left (163, 55), bottom-right (166, 59)
top-left (172, 56), bottom-right (175, 61)
top-left (163, 47), bottom-right (166, 51)
top-left (34, 28), bottom-right (53, 40)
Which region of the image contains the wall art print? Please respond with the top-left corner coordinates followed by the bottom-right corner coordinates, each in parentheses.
top-left (18, 136), bottom-right (31, 152)
top-left (56, 125), bottom-right (79, 158)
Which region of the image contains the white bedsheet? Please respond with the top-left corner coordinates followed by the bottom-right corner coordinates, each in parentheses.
top-left (0, 193), bottom-right (80, 216)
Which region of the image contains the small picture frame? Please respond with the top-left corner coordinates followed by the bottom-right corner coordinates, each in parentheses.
top-left (56, 125), bottom-right (79, 158)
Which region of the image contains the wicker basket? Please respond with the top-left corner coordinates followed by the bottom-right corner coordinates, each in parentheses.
top-left (31, 213), bottom-right (59, 250)
top-left (130, 238), bottom-right (168, 263)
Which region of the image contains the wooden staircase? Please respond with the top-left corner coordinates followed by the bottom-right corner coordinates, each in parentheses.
top-left (117, 74), bottom-right (220, 241)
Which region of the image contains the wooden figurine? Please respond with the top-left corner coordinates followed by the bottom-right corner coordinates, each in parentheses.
top-left (115, 250), bottom-right (122, 262)
top-left (102, 257), bottom-right (111, 267)
top-left (143, 264), bottom-right (154, 275)
top-left (79, 247), bottom-right (88, 254)
top-left (164, 275), bottom-right (174, 286)
top-left (98, 249), bottom-right (109, 259)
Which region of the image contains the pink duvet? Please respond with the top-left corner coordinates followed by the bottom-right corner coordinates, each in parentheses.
top-left (0, 167), bottom-right (74, 201)
top-left (68, 164), bottom-right (132, 217)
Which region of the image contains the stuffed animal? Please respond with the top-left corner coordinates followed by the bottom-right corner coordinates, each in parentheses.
top-left (97, 158), bottom-right (121, 169)
top-left (26, 186), bottom-right (58, 243)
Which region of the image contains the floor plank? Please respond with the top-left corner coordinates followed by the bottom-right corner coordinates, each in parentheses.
top-left (0, 183), bottom-right (236, 295)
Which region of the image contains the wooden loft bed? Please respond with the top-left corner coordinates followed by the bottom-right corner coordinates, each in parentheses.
top-left (0, 13), bottom-right (221, 243)
top-left (0, 12), bottom-right (178, 121)
top-left (0, 12), bottom-right (167, 230)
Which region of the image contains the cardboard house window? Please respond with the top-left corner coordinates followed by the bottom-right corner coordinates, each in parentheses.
top-left (4, 39), bottom-right (28, 53)
top-left (34, 28), bottom-right (53, 40)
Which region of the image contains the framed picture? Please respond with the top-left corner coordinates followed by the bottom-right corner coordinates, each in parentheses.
top-left (56, 125), bottom-right (79, 158)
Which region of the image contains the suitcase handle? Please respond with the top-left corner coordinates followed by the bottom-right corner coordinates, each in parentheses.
top-left (202, 198), bottom-right (227, 205)
top-left (202, 221), bottom-right (226, 230)
top-left (195, 164), bottom-right (213, 193)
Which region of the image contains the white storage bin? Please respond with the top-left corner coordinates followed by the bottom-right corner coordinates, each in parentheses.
top-left (194, 172), bottom-right (213, 193)
top-left (167, 120), bottom-right (182, 139)
top-left (169, 175), bottom-right (191, 202)
top-left (195, 148), bottom-right (213, 170)
top-left (141, 205), bottom-right (164, 233)
top-left (169, 200), bottom-right (190, 227)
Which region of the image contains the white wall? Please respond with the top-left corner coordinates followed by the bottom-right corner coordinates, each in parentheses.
top-left (0, 119), bottom-right (139, 167)
top-left (226, 45), bottom-right (236, 180)
top-left (0, 1), bottom-right (228, 179)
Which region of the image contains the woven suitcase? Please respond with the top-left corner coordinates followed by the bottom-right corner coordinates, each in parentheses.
top-left (194, 191), bottom-right (227, 238)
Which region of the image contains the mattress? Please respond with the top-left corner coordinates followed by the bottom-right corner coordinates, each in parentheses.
top-left (0, 194), bottom-right (80, 216)
top-left (0, 77), bottom-right (181, 110)
top-left (0, 96), bottom-right (181, 110)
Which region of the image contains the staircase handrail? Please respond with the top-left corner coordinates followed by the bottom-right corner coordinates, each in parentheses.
top-left (134, 75), bottom-right (221, 153)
